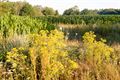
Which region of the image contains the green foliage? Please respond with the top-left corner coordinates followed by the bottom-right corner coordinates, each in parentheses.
top-left (42, 7), bottom-right (57, 16)
top-left (37, 15), bottom-right (120, 43)
top-left (38, 15), bottom-right (120, 24)
top-left (19, 3), bottom-right (33, 16)
top-left (0, 14), bottom-right (55, 37)
top-left (31, 6), bottom-right (43, 17)
top-left (55, 10), bottom-right (59, 16)
top-left (0, 1), bottom-right (59, 16)
top-left (58, 23), bottom-right (120, 43)
top-left (80, 9), bottom-right (98, 15)
top-left (0, 1), bottom-right (25, 16)
top-left (98, 9), bottom-right (120, 15)
top-left (63, 6), bottom-right (80, 15)
top-left (0, 14), bottom-right (55, 61)
top-left (0, 2), bottom-right (14, 15)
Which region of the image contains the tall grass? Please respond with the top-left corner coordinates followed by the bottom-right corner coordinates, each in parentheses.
top-left (58, 23), bottom-right (120, 43)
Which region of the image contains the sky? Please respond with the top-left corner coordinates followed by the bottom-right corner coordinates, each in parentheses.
top-left (10, 0), bottom-right (120, 14)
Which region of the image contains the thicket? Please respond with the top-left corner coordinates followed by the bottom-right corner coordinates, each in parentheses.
top-left (37, 15), bottom-right (120, 24)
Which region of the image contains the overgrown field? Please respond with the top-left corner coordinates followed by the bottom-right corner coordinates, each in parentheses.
top-left (0, 14), bottom-right (120, 80)
top-left (38, 15), bottom-right (120, 43)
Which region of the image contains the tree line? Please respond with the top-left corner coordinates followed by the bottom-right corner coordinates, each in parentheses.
top-left (0, 1), bottom-right (59, 16)
top-left (63, 6), bottom-right (120, 15)
top-left (0, 1), bottom-right (120, 17)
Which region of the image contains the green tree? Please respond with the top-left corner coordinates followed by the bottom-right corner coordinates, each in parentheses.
top-left (63, 5), bottom-right (80, 15)
top-left (55, 10), bottom-right (59, 16)
top-left (80, 9), bottom-right (89, 15)
top-left (0, 2), bottom-right (14, 15)
top-left (31, 5), bottom-right (43, 17)
top-left (98, 9), bottom-right (120, 15)
top-left (12, 1), bottom-right (25, 15)
top-left (42, 7), bottom-right (56, 16)
top-left (80, 9), bottom-right (98, 15)
top-left (19, 3), bottom-right (33, 16)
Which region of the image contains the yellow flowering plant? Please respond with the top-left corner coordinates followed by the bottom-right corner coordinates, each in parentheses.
top-left (81, 31), bottom-right (114, 64)
top-left (6, 48), bottom-right (27, 68)
top-left (6, 47), bottom-right (31, 80)
top-left (29, 29), bottom-right (78, 80)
